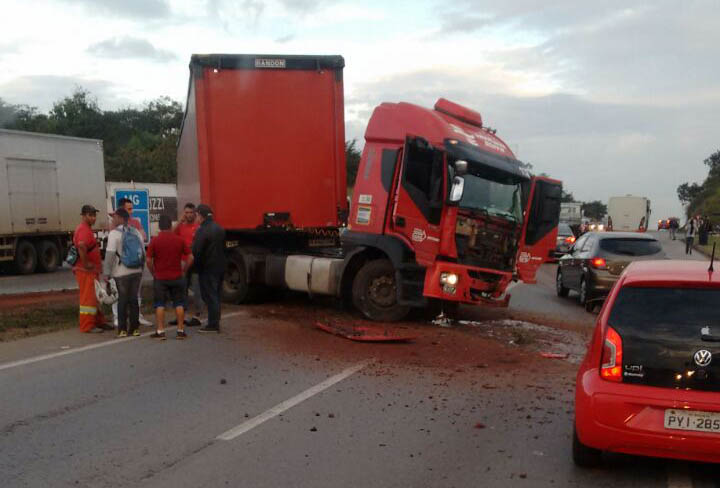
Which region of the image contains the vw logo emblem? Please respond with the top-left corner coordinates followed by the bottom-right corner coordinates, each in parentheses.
top-left (694, 350), bottom-right (713, 367)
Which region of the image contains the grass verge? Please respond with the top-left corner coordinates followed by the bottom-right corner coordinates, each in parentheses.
top-left (695, 234), bottom-right (720, 257)
top-left (0, 286), bottom-right (157, 342)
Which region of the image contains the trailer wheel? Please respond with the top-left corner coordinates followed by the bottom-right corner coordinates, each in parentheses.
top-left (352, 259), bottom-right (410, 322)
top-left (223, 254), bottom-right (250, 303)
top-left (14, 239), bottom-right (38, 274)
top-left (36, 240), bottom-right (60, 273)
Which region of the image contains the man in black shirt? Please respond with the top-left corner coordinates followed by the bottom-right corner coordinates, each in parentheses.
top-left (192, 204), bottom-right (227, 333)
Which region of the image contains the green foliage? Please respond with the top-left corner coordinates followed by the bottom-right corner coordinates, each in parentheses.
top-left (0, 89), bottom-right (183, 183)
top-left (581, 200), bottom-right (607, 221)
top-left (677, 149), bottom-right (720, 218)
top-left (346, 139), bottom-right (361, 188)
top-left (561, 190), bottom-right (575, 203)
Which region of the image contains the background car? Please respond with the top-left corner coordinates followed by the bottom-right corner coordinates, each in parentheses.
top-left (556, 232), bottom-right (665, 311)
top-left (574, 260), bottom-right (720, 466)
top-left (553, 222), bottom-right (576, 258)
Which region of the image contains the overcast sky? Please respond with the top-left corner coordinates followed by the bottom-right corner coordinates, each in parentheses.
top-left (1, 0), bottom-right (718, 221)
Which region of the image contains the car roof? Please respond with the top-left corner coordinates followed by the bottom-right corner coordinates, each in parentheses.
top-left (623, 260), bottom-right (720, 286)
top-left (584, 231), bottom-right (658, 240)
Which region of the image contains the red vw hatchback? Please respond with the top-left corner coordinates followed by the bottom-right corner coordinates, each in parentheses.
top-left (574, 260), bottom-right (720, 466)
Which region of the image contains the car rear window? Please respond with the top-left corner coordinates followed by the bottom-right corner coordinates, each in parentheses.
top-left (558, 224), bottom-right (573, 236)
top-left (599, 238), bottom-right (662, 256)
top-left (609, 287), bottom-right (720, 340)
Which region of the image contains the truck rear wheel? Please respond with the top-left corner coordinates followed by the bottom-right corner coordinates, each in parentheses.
top-left (36, 240), bottom-right (60, 273)
top-left (352, 259), bottom-right (410, 322)
top-left (223, 254), bottom-right (250, 303)
top-left (14, 239), bottom-right (37, 274)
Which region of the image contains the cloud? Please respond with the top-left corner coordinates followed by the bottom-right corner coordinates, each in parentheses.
top-left (436, 1), bottom-right (720, 106)
top-left (87, 37), bottom-right (177, 62)
top-left (58, 0), bottom-right (171, 19)
top-left (275, 34), bottom-right (296, 43)
top-left (0, 75), bottom-right (128, 112)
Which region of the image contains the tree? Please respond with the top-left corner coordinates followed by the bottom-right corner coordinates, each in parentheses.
top-left (704, 150), bottom-right (720, 177)
top-left (561, 190), bottom-right (575, 203)
top-left (581, 200), bottom-right (607, 221)
top-left (346, 139), bottom-right (361, 188)
top-left (677, 182), bottom-right (703, 206)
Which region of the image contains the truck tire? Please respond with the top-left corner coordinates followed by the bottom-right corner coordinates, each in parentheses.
top-left (36, 240), bottom-right (60, 273)
top-left (223, 253), bottom-right (250, 303)
top-left (352, 259), bottom-right (410, 322)
top-left (14, 239), bottom-right (38, 274)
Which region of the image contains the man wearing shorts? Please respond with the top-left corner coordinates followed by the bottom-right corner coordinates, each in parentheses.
top-left (147, 214), bottom-right (192, 340)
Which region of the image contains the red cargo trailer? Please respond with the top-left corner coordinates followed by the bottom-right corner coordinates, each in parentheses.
top-left (177, 54), bottom-right (347, 231)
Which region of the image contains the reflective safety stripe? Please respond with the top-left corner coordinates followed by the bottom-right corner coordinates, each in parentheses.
top-left (79, 306), bottom-right (97, 315)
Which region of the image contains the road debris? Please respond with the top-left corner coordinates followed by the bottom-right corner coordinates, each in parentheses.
top-left (540, 352), bottom-right (569, 359)
top-left (314, 321), bottom-right (416, 342)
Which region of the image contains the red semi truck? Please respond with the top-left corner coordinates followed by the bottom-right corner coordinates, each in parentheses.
top-left (177, 54), bottom-right (561, 321)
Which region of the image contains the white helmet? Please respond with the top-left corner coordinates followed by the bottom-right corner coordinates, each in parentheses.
top-left (95, 278), bottom-right (119, 305)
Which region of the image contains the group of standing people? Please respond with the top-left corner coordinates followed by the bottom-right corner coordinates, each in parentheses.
top-left (72, 201), bottom-right (226, 338)
top-left (684, 215), bottom-right (713, 255)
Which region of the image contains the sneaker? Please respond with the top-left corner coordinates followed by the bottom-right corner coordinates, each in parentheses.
top-left (118, 330), bottom-right (128, 338)
top-left (132, 329), bottom-right (141, 337)
top-left (198, 325), bottom-right (220, 333)
top-left (150, 331), bottom-right (166, 340)
top-left (98, 323), bottom-right (114, 331)
top-left (89, 327), bottom-right (105, 333)
top-left (176, 331), bottom-right (188, 340)
top-left (138, 315), bottom-right (153, 326)
top-left (188, 317), bottom-right (202, 327)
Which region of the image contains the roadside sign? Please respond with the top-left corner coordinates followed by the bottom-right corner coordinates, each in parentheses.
top-left (114, 189), bottom-right (150, 241)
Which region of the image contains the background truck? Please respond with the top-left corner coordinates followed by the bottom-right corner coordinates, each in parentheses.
top-left (177, 54), bottom-right (561, 321)
top-left (607, 195), bottom-right (651, 232)
top-left (105, 181), bottom-right (178, 240)
top-left (0, 129), bottom-right (107, 274)
top-left (560, 202), bottom-right (583, 229)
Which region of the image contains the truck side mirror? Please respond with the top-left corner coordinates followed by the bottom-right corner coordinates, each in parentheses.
top-left (449, 176), bottom-right (465, 203)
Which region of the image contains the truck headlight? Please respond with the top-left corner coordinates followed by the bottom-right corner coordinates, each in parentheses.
top-left (440, 272), bottom-right (458, 286)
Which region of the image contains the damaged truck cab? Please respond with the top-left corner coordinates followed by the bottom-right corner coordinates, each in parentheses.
top-left (342, 99), bottom-right (561, 320)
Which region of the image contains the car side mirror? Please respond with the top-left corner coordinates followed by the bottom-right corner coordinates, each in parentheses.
top-left (448, 176), bottom-right (465, 203)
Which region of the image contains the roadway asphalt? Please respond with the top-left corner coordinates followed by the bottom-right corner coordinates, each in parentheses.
top-left (1, 231), bottom-right (718, 487)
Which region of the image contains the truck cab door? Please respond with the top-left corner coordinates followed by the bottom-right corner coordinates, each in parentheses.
top-left (390, 136), bottom-right (445, 266)
top-left (516, 176), bottom-right (562, 283)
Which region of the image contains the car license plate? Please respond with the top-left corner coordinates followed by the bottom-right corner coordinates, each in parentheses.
top-left (664, 409), bottom-right (720, 433)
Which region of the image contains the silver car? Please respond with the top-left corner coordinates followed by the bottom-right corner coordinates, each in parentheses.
top-left (554, 223), bottom-right (576, 257)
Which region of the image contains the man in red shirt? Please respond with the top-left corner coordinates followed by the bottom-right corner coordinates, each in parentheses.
top-left (147, 214), bottom-right (192, 339)
top-left (73, 204), bottom-right (112, 333)
top-left (173, 202), bottom-right (204, 326)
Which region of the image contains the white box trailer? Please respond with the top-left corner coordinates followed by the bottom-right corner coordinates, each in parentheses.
top-left (0, 129), bottom-right (107, 274)
top-left (607, 195), bottom-right (651, 232)
top-left (105, 182), bottom-right (178, 240)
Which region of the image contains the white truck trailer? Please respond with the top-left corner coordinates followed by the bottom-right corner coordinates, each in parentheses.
top-left (0, 129), bottom-right (107, 274)
top-left (607, 195), bottom-right (651, 232)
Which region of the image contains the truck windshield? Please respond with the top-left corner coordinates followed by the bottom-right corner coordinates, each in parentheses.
top-left (459, 173), bottom-right (522, 221)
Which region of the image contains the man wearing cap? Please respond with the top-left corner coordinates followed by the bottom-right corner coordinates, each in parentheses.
top-left (192, 204), bottom-right (226, 333)
top-left (73, 205), bottom-right (112, 333)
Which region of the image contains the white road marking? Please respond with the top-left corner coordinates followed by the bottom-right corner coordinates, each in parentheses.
top-left (667, 465), bottom-right (693, 488)
top-left (0, 311), bottom-right (246, 372)
top-left (217, 360), bottom-right (372, 441)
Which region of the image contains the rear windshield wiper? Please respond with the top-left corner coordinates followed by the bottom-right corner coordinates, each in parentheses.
top-left (701, 326), bottom-right (720, 342)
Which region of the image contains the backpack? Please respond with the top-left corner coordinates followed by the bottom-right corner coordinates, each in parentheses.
top-left (119, 226), bottom-right (145, 268)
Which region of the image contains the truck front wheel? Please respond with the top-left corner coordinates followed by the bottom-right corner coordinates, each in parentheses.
top-left (14, 239), bottom-right (37, 274)
top-left (352, 259), bottom-right (410, 322)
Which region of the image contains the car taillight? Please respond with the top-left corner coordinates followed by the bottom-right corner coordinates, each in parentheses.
top-left (600, 326), bottom-right (623, 382)
top-left (590, 257), bottom-right (607, 269)
top-left (565, 236), bottom-right (576, 244)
